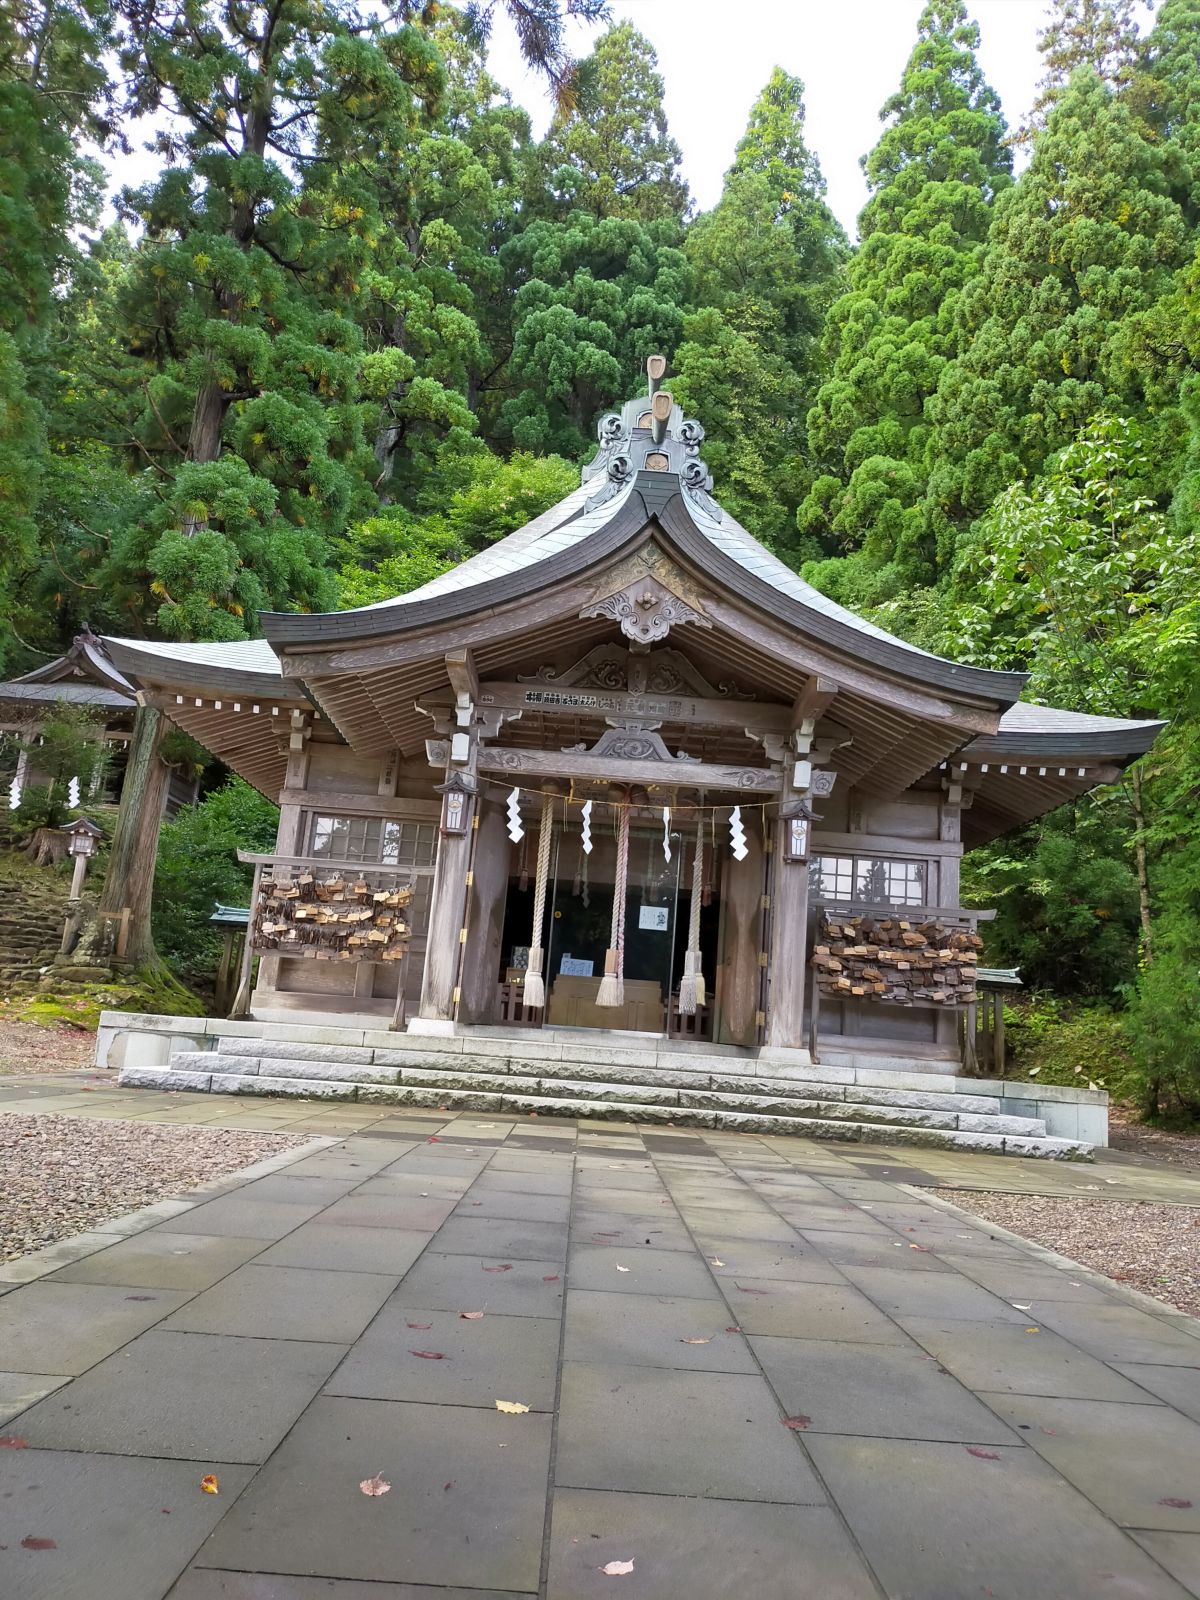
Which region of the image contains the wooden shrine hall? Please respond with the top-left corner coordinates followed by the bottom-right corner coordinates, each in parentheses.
top-left (98, 359), bottom-right (1161, 1073)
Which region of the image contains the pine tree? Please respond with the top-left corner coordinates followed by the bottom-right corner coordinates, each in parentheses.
top-left (1027, 0), bottom-right (1141, 132)
top-left (673, 69), bottom-right (844, 547)
top-left (538, 23), bottom-right (688, 223)
top-left (923, 68), bottom-right (1192, 568)
top-left (797, 1), bottom-right (1010, 595)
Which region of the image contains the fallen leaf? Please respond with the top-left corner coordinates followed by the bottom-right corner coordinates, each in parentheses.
top-left (1159, 1498), bottom-right (1193, 1509)
top-left (20, 1537), bottom-right (56, 1551)
top-left (359, 1474), bottom-right (392, 1497)
top-left (201, 1474), bottom-right (220, 1495)
top-left (496, 1400), bottom-right (530, 1414)
top-left (680, 1337), bottom-right (711, 1345)
top-left (410, 1350), bottom-right (446, 1360)
top-left (782, 1415), bottom-right (811, 1430)
top-left (0, 1437), bottom-right (28, 1449)
top-left (1011, 1303), bottom-right (1032, 1312)
top-left (616, 1265), bottom-right (631, 1273)
top-left (460, 1311), bottom-right (484, 1320)
top-left (601, 1558), bottom-right (635, 1576)
top-left (426, 1136), bottom-right (442, 1143)
top-left (406, 1322), bottom-right (432, 1330)
top-left (543, 1274), bottom-right (560, 1282)
top-left (482, 1263), bottom-right (513, 1273)
top-left (125, 1294), bottom-right (156, 1302)
top-left (966, 1447), bottom-right (1001, 1461)
top-left (734, 1283), bottom-right (769, 1295)
top-left (444, 1480), bottom-right (455, 1491)
top-left (709, 1257), bottom-right (725, 1267)
top-left (724, 1325), bottom-right (742, 1333)
top-left (1024, 1327), bottom-right (1040, 1335)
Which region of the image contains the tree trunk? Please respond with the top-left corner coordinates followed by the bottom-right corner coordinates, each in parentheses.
top-left (93, 704), bottom-right (172, 969)
top-left (1130, 766), bottom-right (1153, 965)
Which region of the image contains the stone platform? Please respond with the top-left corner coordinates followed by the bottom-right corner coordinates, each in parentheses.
top-left (99, 1012), bottom-right (1107, 1159)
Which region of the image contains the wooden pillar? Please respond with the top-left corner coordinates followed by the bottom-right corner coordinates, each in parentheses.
top-left (718, 817), bottom-right (765, 1047)
top-left (459, 800), bottom-right (510, 1025)
top-left (418, 745), bottom-right (478, 1024)
top-left (765, 819), bottom-right (810, 1050)
top-left (937, 768), bottom-right (964, 1053)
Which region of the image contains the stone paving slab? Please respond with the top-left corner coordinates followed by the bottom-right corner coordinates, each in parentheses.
top-left (808, 1434), bottom-right (1194, 1600)
top-left (46, 1231), bottom-right (267, 1291)
top-left (981, 1393), bottom-right (1200, 1532)
top-left (0, 1280), bottom-right (194, 1375)
top-left (15, 1329), bottom-right (345, 1461)
top-left (4, 1083), bottom-right (1200, 1600)
top-left (546, 1489), bottom-right (878, 1600)
top-left (0, 1448), bottom-right (253, 1600)
top-left (554, 1360), bottom-right (826, 1501)
top-left (196, 1396), bottom-right (552, 1592)
top-left (563, 1288), bottom-right (758, 1372)
top-left (161, 1263), bottom-right (398, 1343)
top-left (326, 1303), bottom-right (562, 1410)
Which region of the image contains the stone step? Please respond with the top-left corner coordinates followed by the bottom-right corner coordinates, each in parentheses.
top-left (198, 1043), bottom-right (1005, 1117)
top-left (119, 1065), bottom-right (1092, 1160)
top-left (167, 1051), bottom-right (1043, 1137)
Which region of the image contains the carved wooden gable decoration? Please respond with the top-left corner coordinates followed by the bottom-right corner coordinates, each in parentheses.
top-left (579, 543), bottom-right (712, 646)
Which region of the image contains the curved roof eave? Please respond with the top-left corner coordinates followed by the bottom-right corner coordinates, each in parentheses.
top-left (260, 474), bottom-right (1029, 710)
top-left (102, 636), bottom-right (304, 701)
top-left (964, 702), bottom-right (1165, 763)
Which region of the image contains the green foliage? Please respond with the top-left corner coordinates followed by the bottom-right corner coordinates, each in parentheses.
top-left (153, 778), bottom-right (279, 988)
top-left (336, 449), bottom-right (577, 606)
top-left (538, 24), bottom-right (688, 222)
top-left (1125, 907), bottom-right (1200, 1118)
top-left (801, 1), bottom-right (1011, 589)
top-left (11, 702), bottom-right (109, 830)
top-left (1003, 995), bottom-right (1140, 1101)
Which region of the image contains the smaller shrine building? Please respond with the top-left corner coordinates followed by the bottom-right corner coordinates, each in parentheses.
top-left (95, 363), bottom-right (1161, 1076)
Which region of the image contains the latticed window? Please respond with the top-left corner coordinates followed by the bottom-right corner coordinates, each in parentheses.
top-left (811, 854), bottom-right (927, 907)
top-left (307, 815), bottom-right (437, 867)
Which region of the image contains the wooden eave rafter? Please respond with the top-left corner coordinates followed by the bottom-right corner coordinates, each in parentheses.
top-left (279, 512), bottom-right (1016, 798)
top-left (143, 688), bottom-right (310, 800)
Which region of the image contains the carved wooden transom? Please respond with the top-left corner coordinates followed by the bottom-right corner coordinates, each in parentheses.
top-left (518, 642), bottom-right (753, 700)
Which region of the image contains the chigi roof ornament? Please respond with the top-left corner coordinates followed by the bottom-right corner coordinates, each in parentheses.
top-left (584, 355), bottom-right (721, 522)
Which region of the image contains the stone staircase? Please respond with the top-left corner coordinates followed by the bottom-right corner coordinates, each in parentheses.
top-left (119, 1033), bottom-right (1094, 1160)
top-left (0, 872), bottom-right (67, 989)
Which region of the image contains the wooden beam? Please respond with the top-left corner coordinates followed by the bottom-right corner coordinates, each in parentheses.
top-left (428, 740), bottom-right (782, 794)
top-left (430, 681), bottom-right (791, 736)
top-left (793, 675), bottom-right (838, 725)
top-left (445, 646), bottom-right (479, 707)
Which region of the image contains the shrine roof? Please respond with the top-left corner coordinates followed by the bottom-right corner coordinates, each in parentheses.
top-left (974, 701), bottom-right (1164, 758)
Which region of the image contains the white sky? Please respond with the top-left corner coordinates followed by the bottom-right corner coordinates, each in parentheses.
top-left (487, 0), bottom-right (1155, 237)
top-left (98, 0), bottom-right (1156, 240)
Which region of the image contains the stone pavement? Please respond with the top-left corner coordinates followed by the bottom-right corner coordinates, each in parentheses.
top-left (1, 1076), bottom-right (1199, 1599)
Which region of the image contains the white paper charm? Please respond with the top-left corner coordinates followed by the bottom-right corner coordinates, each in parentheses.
top-left (506, 787), bottom-right (524, 843)
top-left (729, 805), bottom-right (748, 862)
top-left (662, 805), bottom-right (672, 863)
top-left (67, 775), bottom-right (81, 808)
top-left (580, 798), bottom-right (593, 855)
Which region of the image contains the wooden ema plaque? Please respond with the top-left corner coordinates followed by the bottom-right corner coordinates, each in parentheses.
top-left (810, 913), bottom-right (981, 1008)
top-left (253, 870), bottom-right (414, 962)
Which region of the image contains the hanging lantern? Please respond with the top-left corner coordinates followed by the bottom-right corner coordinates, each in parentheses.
top-left (435, 771), bottom-right (475, 836)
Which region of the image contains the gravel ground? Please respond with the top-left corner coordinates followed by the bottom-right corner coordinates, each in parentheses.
top-left (0, 1018), bottom-right (94, 1075)
top-left (940, 1189), bottom-right (1200, 1317)
top-left (0, 1114), bottom-right (307, 1262)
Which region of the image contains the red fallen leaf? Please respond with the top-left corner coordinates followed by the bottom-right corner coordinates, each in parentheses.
top-left (410, 1350), bottom-right (447, 1359)
top-left (1159, 1498), bottom-right (1193, 1509)
top-left (724, 1326), bottom-right (743, 1334)
top-left (21, 1537), bottom-right (56, 1551)
top-left (426, 1136), bottom-right (441, 1144)
top-left (543, 1275), bottom-right (560, 1282)
top-left (482, 1263), bottom-right (513, 1273)
top-left (782, 1415), bottom-right (811, 1430)
top-left (734, 1283), bottom-right (769, 1295)
top-left (443, 1480), bottom-right (455, 1491)
top-left (0, 1437), bottom-right (28, 1449)
top-left (406, 1322), bottom-right (432, 1330)
top-left (966, 1447), bottom-right (1001, 1461)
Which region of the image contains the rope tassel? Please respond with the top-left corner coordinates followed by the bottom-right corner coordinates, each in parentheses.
top-left (523, 793), bottom-right (555, 1011)
top-left (678, 830), bottom-right (706, 1015)
top-left (596, 801), bottom-right (631, 1008)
